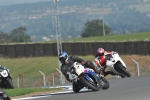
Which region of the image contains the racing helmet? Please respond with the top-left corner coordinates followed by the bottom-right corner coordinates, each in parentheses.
top-left (58, 51), bottom-right (69, 64)
top-left (95, 48), bottom-right (105, 56)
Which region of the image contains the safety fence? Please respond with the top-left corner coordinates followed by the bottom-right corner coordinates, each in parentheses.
top-left (0, 41), bottom-right (150, 58)
top-left (12, 72), bottom-right (69, 88)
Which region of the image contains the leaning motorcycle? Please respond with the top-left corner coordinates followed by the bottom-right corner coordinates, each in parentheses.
top-left (67, 62), bottom-right (109, 93)
top-left (0, 66), bottom-right (14, 89)
top-left (0, 89), bottom-right (11, 100)
top-left (105, 52), bottom-right (131, 78)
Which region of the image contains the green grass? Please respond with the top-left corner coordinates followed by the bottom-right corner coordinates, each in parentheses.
top-left (0, 56), bottom-right (93, 78)
top-left (0, 57), bottom-right (58, 78)
top-left (63, 32), bottom-right (150, 42)
top-left (4, 88), bottom-right (61, 97)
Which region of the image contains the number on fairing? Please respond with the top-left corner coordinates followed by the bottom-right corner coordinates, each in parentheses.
top-left (75, 65), bottom-right (84, 75)
top-left (1, 70), bottom-right (8, 77)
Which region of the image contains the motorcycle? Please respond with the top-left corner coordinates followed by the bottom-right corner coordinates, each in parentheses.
top-left (105, 52), bottom-right (131, 78)
top-left (0, 66), bottom-right (14, 89)
top-left (0, 89), bottom-right (11, 100)
top-left (67, 62), bottom-right (109, 93)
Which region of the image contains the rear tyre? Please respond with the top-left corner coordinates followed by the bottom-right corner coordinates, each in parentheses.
top-left (80, 75), bottom-right (100, 91)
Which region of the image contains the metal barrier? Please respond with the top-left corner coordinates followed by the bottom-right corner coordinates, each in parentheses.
top-left (0, 41), bottom-right (150, 57)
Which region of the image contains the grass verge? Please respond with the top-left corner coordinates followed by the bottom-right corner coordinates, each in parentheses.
top-left (4, 87), bottom-right (62, 97)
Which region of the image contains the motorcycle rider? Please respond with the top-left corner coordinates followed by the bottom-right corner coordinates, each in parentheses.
top-left (94, 48), bottom-right (125, 78)
top-left (58, 51), bottom-right (99, 92)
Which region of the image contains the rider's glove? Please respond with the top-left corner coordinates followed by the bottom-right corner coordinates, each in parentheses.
top-left (100, 66), bottom-right (105, 70)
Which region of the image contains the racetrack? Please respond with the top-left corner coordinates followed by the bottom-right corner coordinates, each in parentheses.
top-left (13, 75), bottom-right (150, 100)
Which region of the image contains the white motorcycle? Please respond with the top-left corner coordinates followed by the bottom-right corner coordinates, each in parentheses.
top-left (105, 52), bottom-right (131, 78)
top-left (0, 66), bottom-right (14, 89)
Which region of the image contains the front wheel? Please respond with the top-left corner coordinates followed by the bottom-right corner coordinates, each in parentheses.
top-left (80, 74), bottom-right (100, 91)
top-left (72, 81), bottom-right (84, 93)
top-left (101, 78), bottom-right (109, 90)
top-left (6, 78), bottom-right (14, 89)
top-left (116, 62), bottom-right (131, 77)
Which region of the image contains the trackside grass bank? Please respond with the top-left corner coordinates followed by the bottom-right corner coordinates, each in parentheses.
top-left (4, 87), bottom-right (62, 97)
top-left (63, 32), bottom-right (150, 42)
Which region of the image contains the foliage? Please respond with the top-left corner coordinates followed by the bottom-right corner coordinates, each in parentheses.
top-left (81, 19), bottom-right (112, 37)
top-left (10, 26), bottom-right (31, 42)
top-left (0, 31), bottom-right (11, 43)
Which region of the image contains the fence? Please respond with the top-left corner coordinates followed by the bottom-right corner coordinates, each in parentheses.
top-left (0, 41), bottom-right (150, 58)
top-left (12, 72), bottom-right (69, 88)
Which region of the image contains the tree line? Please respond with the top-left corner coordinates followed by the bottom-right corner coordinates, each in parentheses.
top-left (81, 19), bottom-right (111, 37)
top-left (0, 19), bottom-right (112, 43)
top-left (0, 26), bottom-right (31, 43)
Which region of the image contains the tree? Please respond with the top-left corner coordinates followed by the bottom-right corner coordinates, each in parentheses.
top-left (0, 31), bottom-right (11, 43)
top-left (81, 19), bottom-right (112, 37)
top-left (10, 26), bottom-right (31, 42)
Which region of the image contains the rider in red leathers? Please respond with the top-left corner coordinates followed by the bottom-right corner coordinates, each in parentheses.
top-left (94, 48), bottom-right (125, 78)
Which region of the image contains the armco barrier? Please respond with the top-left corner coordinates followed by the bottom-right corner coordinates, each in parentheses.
top-left (0, 41), bottom-right (149, 57)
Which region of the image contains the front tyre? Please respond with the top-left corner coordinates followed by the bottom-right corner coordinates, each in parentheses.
top-left (101, 78), bottom-right (109, 90)
top-left (117, 62), bottom-right (131, 77)
top-left (6, 78), bottom-right (14, 89)
top-left (72, 81), bottom-right (83, 93)
top-left (80, 75), bottom-right (100, 91)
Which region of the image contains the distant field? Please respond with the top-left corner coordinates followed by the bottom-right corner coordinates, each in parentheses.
top-left (86, 8), bottom-right (112, 15)
top-left (128, 4), bottom-right (150, 13)
top-left (63, 32), bottom-right (150, 42)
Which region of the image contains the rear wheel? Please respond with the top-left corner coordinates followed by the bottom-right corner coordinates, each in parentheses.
top-left (80, 74), bottom-right (100, 91)
top-left (115, 62), bottom-right (131, 77)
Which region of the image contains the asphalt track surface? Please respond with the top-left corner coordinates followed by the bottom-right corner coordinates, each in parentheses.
top-left (13, 75), bottom-right (150, 100)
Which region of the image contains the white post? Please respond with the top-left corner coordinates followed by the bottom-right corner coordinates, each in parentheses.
top-left (39, 70), bottom-right (46, 86)
top-left (52, 73), bottom-right (55, 85)
top-left (18, 77), bottom-right (20, 88)
top-left (103, 18), bottom-right (105, 36)
top-left (132, 58), bottom-right (140, 76)
top-left (53, 0), bottom-right (62, 85)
